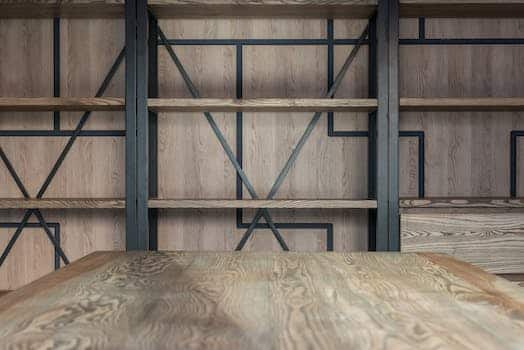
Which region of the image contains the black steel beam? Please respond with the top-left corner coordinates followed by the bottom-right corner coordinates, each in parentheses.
top-left (377, 0), bottom-right (400, 251)
top-left (148, 12), bottom-right (159, 251)
top-left (125, 0), bottom-right (138, 250)
top-left (388, 0), bottom-right (400, 251)
top-left (368, 14), bottom-right (378, 251)
top-left (136, 0), bottom-right (149, 249)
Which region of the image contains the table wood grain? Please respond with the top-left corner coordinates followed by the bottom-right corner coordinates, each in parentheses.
top-left (0, 252), bottom-right (523, 349)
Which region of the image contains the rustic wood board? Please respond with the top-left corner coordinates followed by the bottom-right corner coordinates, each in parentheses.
top-left (0, 251), bottom-right (523, 349)
top-left (401, 213), bottom-right (524, 274)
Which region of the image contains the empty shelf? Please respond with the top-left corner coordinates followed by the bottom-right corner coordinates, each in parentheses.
top-left (400, 98), bottom-right (524, 111)
top-left (0, 198), bottom-right (126, 209)
top-left (0, 0), bottom-right (377, 18)
top-left (400, 197), bottom-right (524, 208)
top-left (0, 98), bottom-right (125, 112)
top-left (149, 199), bottom-right (378, 209)
top-left (148, 98), bottom-right (377, 112)
top-left (400, 1), bottom-right (524, 18)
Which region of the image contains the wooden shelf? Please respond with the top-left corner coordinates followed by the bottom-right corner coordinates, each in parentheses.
top-left (0, 98), bottom-right (125, 112)
top-left (400, 197), bottom-right (524, 209)
top-left (148, 98), bottom-right (377, 113)
top-left (0, 198), bottom-right (125, 209)
top-left (400, 98), bottom-right (524, 111)
top-left (148, 199), bottom-right (377, 209)
top-left (0, 0), bottom-right (377, 18)
top-left (0, 1), bottom-right (124, 18)
top-left (400, 1), bottom-right (524, 18)
top-left (148, 0), bottom-right (377, 18)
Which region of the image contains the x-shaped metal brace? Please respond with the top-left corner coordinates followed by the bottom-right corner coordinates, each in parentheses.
top-left (154, 12), bottom-right (369, 251)
top-left (0, 48), bottom-right (125, 267)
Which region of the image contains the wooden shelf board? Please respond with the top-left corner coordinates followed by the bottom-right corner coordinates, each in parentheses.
top-left (400, 98), bottom-right (524, 111)
top-left (0, 97), bottom-right (125, 112)
top-left (400, 197), bottom-right (524, 209)
top-left (0, 1), bottom-right (377, 18)
top-left (0, 198), bottom-right (126, 209)
top-left (148, 1), bottom-right (377, 18)
top-left (148, 199), bottom-right (377, 209)
top-left (400, 1), bottom-right (524, 18)
top-left (148, 98), bottom-right (377, 112)
top-left (0, 2), bottom-right (124, 18)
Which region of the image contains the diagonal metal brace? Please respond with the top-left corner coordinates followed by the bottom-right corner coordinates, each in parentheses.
top-left (156, 23), bottom-right (289, 250)
top-left (0, 48), bottom-right (125, 267)
top-left (236, 25), bottom-right (370, 250)
top-left (0, 147), bottom-right (70, 266)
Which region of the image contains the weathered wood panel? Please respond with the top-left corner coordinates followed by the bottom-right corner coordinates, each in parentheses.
top-left (401, 213), bottom-right (524, 274)
top-left (0, 251), bottom-right (523, 349)
top-left (400, 197), bottom-right (524, 209)
top-left (400, 97), bottom-right (524, 111)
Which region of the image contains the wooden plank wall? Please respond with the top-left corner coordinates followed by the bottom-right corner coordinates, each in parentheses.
top-left (0, 17), bottom-right (523, 289)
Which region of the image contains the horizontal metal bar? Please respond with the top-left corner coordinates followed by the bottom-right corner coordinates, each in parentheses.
top-left (160, 38), bottom-right (369, 46)
top-left (161, 38), bottom-right (524, 47)
top-left (0, 130), bottom-right (125, 137)
top-left (400, 38), bottom-right (524, 45)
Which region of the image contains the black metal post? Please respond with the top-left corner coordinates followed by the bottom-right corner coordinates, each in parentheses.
top-left (136, 0), bottom-right (149, 249)
top-left (388, 0), bottom-right (400, 251)
top-left (377, 0), bottom-right (400, 251)
top-left (125, 0), bottom-right (138, 250)
top-left (148, 12), bottom-right (159, 251)
top-left (368, 15), bottom-right (377, 251)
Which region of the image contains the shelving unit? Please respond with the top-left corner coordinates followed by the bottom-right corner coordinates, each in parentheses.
top-left (0, 0), bottom-right (523, 277)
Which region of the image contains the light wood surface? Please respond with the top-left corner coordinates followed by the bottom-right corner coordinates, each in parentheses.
top-left (149, 98), bottom-right (377, 112)
top-left (0, 0), bottom-right (377, 18)
top-left (0, 251), bottom-right (523, 349)
top-left (400, 197), bottom-right (524, 208)
top-left (400, 97), bottom-right (524, 111)
top-left (0, 198), bottom-right (125, 209)
top-left (149, 0), bottom-right (377, 18)
top-left (499, 274), bottom-right (524, 287)
top-left (400, 0), bottom-right (524, 18)
top-left (0, 97), bottom-right (125, 111)
top-left (149, 199), bottom-right (377, 208)
top-left (401, 213), bottom-right (524, 274)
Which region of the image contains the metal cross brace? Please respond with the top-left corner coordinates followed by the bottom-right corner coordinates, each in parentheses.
top-left (156, 14), bottom-right (368, 251)
top-left (236, 25), bottom-right (370, 250)
top-left (0, 48), bottom-right (125, 267)
top-left (0, 147), bottom-right (69, 265)
top-left (156, 22), bottom-right (289, 250)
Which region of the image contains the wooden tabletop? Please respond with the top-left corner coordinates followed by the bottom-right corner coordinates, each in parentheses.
top-left (0, 252), bottom-right (523, 349)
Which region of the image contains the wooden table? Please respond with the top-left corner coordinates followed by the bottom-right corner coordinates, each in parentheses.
top-left (0, 252), bottom-right (523, 349)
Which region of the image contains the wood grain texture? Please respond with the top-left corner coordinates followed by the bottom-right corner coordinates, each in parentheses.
top-left (499, 274), bottom-right (524, 287)
top-left (400, 197), bottom-right (524, 208)
top-left (0, 198), bottom-right (125, 209)
top-left (149, 98), bottom-right (377, 112)
top-left (401, 213), bottom-right (524, 274)
top-left (149, 0), bottom-right (377, 18)
top-left (0, 0), bottom-right (377, 18)
top-left (149, 199), bottom-right (377, 208)
top-left (400, 97), bottom-right (524, 111)
top-left (0, 251), bottom-right (523, 349)
top-left (0, 97), bottom-right (125, 111)
top-left (0, 1), bottom-right (124, 18)
top-left (400, 1), bottom-right (524, 18)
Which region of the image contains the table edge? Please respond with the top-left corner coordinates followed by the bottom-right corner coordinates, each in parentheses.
top-left (0, 251), bottom-right (123, 314)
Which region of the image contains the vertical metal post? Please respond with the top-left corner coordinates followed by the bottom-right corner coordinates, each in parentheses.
top-left (53, 17), bottom-right (60, 131)
top-left (125, 0), bottom-right (138, 249)
top-left (367, 15), bottom-right (377, 251)
top-left (136, 0), bottom-right (149, 249)
top-left (388, 0), bottom-right (400, 251)
top-left (148, 12), bottom-right (159, 250)
top-left (376, 0), bottom-right (400, 251)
